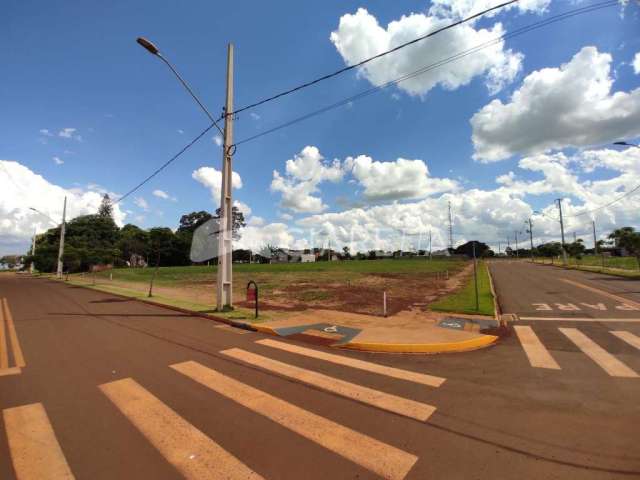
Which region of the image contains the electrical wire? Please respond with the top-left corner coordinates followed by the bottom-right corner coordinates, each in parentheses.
top-left (561, 184), bottom-right (640, 219)
top-left (234, 0), bottom-right (617, 147)
top-left (114, 124), bottom-right (216, 204)
top-left (231, 0), bottom-right (519, 116)
top-left (114, 1), bottom-right (617, 205)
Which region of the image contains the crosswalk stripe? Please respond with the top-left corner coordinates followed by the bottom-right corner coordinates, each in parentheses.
top-left (3, 298), bottom-right (26, 367)
top-left (3, 403), bottom-right (75, 479)
top-left (221, 348), bottom-right (435, 421)
top-left (256, 338), bottom-right (445, 387)
top-left (0, 298), bottom-right (8, 369)
top-left (171, 360), bottom-right (418, 480)
top-left (99, 378), bottom-right (264, 480)
top-left (611, 331), bottom-right (640, 350)
top-left (513, 326), bottom-right (560, 370)
top-left (559, 328), bottom-right (639, 378)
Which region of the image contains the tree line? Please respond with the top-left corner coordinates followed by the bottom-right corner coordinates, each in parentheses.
top-left (25, 195), bottom-right (246, 273)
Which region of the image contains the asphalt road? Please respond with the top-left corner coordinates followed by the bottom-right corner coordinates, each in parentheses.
top-left (1, 274), bottom-right (639, 479)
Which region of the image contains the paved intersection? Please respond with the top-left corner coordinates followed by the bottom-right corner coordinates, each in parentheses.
top-left (1, 273), bottom-right (639, 479)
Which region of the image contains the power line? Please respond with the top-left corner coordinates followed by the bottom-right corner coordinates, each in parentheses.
top-left (234, 0), bottom-right (617, 147)
top-left (231, 0), bottom-right (519, 116)
top-left (562, 183), bottom-right (640, 219)
top-left (115, 124), bottom-right (216, 204)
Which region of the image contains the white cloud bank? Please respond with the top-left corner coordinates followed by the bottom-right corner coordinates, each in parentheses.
top-left (346, 155), bottom-right (458, 201)
top-left (0, 160), bottom-right (126, 254)
top-left (330, 7), bottom-right (523, 97)
top-left (633, 52), bottom-right (640, 74)
top-left (472, 46), bottom-right (640, 162)
top-left (192, 166), bottom-right (242, 205)
top-left (270, 146), bottom-right (344, 213)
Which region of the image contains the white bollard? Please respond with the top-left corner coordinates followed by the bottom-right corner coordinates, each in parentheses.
top-left (383, 291), bottom-right (387, 317)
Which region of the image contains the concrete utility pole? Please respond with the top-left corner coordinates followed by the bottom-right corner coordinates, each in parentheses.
top-left (556, 198), bottom-right (568, 265)
top-left (447, 201), bottom-right (453, 251)
top-left (429, 230), bottom-right (432, 258)
top-left (592, 220), bottom-right (598, 254)
top-left (573, 231), bottom-right (577, 243)
top-left (30, 229), bottom-right (36, 274)
top-left (217, 43), bottom-right (234, 311)
top-left (527, 218), bottom-right (534, 260)
top-left (515, 231), bottom-right (519, 259)
top-left (57, 196), bottom-right (67, 279)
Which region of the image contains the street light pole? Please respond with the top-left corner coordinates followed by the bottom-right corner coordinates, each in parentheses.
top-left (556, 198), bottom-right (567, 265)
top-left (526, 218), bottom-right (534, 261)
top-left (57, 196), bottom-right (67, 279)
top-left (136, 36), bottom-right (230, 309)
top-left (217, 43), bottom-right (234, 310)
top-left (30, 229), bottom-right (36, 274)
top-left (515, 231), bottom-right (519, 259)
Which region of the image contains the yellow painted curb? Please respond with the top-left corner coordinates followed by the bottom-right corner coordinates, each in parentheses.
top-left (337, 334), bottom-right (498, 354)
top-left (250, 324), bottom-right (278, 335)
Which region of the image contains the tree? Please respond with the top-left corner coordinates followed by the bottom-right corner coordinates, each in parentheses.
top-left (98, 194), bottom-right (113, 218)
top-left (214, 206), bottom-right (246, 240)
top-left (566, 238), bottom-right (586, 258)
top-left (609, 227), bottom-right (640, 269)
top-left (342, 246), bottom-right (351, 260)
top-left (117, 224), bottom-right (150, 265)
top-left (454, 241), bottom-right (490, 258)
top-left (177, 211), bottom-right (213, 233)
top-left (0, 255), bottom-right (22, 268)
top-left (537, 242), bottom-right (562, 258)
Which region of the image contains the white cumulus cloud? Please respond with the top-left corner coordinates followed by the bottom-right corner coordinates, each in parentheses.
top-left (633, 52), bottom-right (640, 74)
top-left (271, 146), bottom-right (344, 213)
top-left (152, 189), bottom-right (176, 201)
top-left (53, 156), bottom-right (64, 165)
top-left (471, 46), bottom-right (640, 162)
top-left (134, 197), bottom-right (149, 211)
top-left (330, 7), bottom-right (523, 97)
top-left (192, 166), bottom-right (242, 206)
top-left (0, 160), bottom-right (125, 254)
top-left (346, 155), bottom-right (458, 201)
top-left (428, 0), bottom-right (550, 19)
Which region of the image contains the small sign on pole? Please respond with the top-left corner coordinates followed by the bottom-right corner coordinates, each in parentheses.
top-left (246, 280), bottom-right (258, 319)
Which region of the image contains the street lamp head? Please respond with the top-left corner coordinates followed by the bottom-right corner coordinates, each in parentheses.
top-left (137, 37), bottom-right (160, 56)
top-left (29, 207), bottom-right (37, 212)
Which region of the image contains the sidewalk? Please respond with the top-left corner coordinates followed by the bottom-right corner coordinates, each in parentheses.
top-left (244, 308), bottom-right (499, 353)
top-left (37, 274), bottom-right (500, 354)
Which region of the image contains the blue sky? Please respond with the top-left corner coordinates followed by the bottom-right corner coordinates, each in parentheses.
top-left (1, 0), bottom-right (639, 254)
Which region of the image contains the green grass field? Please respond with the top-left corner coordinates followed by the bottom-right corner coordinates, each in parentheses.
top-left (70, 258), bottom-right (467, 317)
top-left (566, 255), bottom-right (639, 270)
top-left (430, 261), bottom-right (494, 316)
top-left (91, 258), bottom-right (463, 284)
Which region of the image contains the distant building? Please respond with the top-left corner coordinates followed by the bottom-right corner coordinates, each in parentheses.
top-left (431, 249), bottom-right (451, 257)
top-left (270, 249), bottom-right (317, 263)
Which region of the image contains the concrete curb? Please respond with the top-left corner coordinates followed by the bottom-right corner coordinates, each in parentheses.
top-left (336, 334), bottom-right (499, 354)
top-left (52, 276), bottom-right (498, 354)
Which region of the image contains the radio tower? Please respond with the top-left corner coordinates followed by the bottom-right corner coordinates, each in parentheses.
top-left (447, 201), bottom-right (454, 251)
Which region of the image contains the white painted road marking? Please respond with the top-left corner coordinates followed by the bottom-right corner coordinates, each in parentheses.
top-left (560, 279), bottom-right (640, 310)
top-left (171, 360), bottom-right (418, 480)
top-left (519, 317), bottom-right (640, 322)
top-left (3, 403), bottom-right (75, 480)
top-left (100, 378), bottom-right (263, 480)
top-left (221, 348), bottom-right (436, 421)
top-left (559, 328), bottom-right (639, 378)
top-left (611, 331), bottom-right (640, 350)
top-left (256, 338), bottom-right (445, 387)
top-left (513, 326), bottom-right (560, 370)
